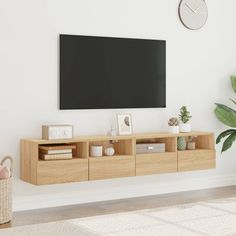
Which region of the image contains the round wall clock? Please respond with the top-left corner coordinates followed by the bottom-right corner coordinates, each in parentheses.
top-left (178, 0), bottom-right (208, 30)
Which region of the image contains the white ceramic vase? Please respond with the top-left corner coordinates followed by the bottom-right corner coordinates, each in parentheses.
top-left (104, 146), bottom-right (115, 156)
top-left (168, 126), bottom-right (179, 134)
top-left (180, 123), bottom-right (191, 133)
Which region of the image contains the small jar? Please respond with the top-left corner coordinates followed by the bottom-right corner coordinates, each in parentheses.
top-left (90, 145), bottom-right (103, 157)
top-left (187, 142), bottom-right (196, 150)
top-left (104, 145), bottom-right (115, 156)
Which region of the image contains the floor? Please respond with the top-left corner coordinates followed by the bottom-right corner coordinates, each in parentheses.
top-left (1, 185), bottom-right (236, 230)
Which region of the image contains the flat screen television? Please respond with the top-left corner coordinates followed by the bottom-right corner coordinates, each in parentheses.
top-left (60, 34), bottom-right (166, 109)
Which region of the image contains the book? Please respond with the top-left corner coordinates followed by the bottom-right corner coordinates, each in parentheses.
top-left (40, 149), bottom-right (73, 155)
top-left (39, 144), bottom-right (76, 152)
top-left (39, 152), bottom-right (73, 161)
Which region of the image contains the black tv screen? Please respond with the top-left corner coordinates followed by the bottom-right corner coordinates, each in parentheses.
top-left (60, 34), bottom-right (166, 109)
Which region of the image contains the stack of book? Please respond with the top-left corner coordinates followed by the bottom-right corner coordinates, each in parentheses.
top-left (39, 144), bottom-right (76, 161)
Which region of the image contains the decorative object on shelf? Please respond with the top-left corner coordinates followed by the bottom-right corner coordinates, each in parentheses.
top-left (177, 137), bottom-right (187, 151)
top-left (136, 143), bottom-right (165, 154)
top-left (187, 136), bottom-right (196, 150)
top-left (178, 0), bottom-right (208, 30)
top-left (90, 145), bottom-right (103, 157)
top-left (117, 114), bottom-right (133, 135)
top-left (110, 128), bottom-right (117, 137)
top-left (187, 142), bottom-right (196, 150)
top-left (168, 117), bottom-right (179, 134)
top-left (0, 156), bottom-right (13, 224)
top-left (215, 76), bottom-right (236, 153)
top-left (109, 118), bottom-right (118, 136)
top-left (104, 144), bottom-right (115, 156)
top-left (179, 106), bottom-right (192, 133)
top-left (42, 124), bottom-right (73, 140)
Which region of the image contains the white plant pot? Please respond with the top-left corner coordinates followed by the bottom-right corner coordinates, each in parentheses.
top-left (180, 123), bottom-right (191, 133)
top-left (168, 126), bottom-right (179, 134)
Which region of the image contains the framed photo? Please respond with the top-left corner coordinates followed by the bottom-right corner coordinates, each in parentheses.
top-left (117, 114), bottom-right (133, 135)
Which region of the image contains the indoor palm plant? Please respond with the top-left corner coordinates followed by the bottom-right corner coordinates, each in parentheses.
top-left (215, 76), bottom-right (236, 153)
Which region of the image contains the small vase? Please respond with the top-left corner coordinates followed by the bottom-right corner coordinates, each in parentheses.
top-left (180, 123), bottom-right (191, 133)
top-left (177, 137), bottom-right (187, 150)
top-left (104, 145), bottom-right (115, 156)
top-left (168, 126), bottom-right (179, 134)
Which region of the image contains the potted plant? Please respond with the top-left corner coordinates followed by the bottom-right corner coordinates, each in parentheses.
top-left (168, 117), bottom-right (179, 134)
top-left (179, 106), bottom-right (192, 133)
top-left (215, 76), bottom-right (236, 153)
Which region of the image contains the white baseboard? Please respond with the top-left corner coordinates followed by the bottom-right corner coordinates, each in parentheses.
top-left (13, 173), bottom-right (236, 212)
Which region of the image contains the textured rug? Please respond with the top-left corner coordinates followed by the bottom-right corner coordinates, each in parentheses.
top-left (1, 197), bottom-right (236, 236)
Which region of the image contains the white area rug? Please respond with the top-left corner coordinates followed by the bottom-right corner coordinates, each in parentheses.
top-left (1, 197), bottom-right (236, 236)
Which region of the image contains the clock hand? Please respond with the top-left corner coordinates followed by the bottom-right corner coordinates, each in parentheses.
top-left (194, 5), bottom-right (201, 13)
top-left (185, 3), bottom-right (195, 13)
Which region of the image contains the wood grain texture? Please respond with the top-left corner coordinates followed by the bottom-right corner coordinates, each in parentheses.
top-left (20, 140), bottom-right (29, 182)
top-left (89, 156), bottom-right (135, 180)
top-left (196, 134), bottom-right (215, 149)
top-left (73, 142), bottom-right (88, 158)
top-left (37, 159), bottom-right (88, 185)
top-left (20, 131), bottom-right (216, 185)
top-left (113, 139), bottom-right (135, 155)
top-left (178, 149), bottom-right (216, 172)
top-left (20, 140), bottom-right (38, 184)
top-left (136, 152), bottom-right (177, 175)
top-left (25, 131), bottom-right (213, 144)
top-left (157, 137), bottom-right (177, 152)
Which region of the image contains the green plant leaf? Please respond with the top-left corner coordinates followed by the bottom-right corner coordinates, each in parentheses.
top-left (230, 98), bottom-right (236, 105)
top-left (179, 106), bottom-right (192, 123)
top-left (216, 129), bottom-right (236, 144)
top-left (231, 76), bottom-right (236, 93)
top-left (221, 131), bottom-right (236, 153)
top-left (215, 103), bottom-right (236, 127)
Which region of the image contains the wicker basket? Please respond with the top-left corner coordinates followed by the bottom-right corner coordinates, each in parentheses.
top-left (0, 156), bottom-right (13, 224)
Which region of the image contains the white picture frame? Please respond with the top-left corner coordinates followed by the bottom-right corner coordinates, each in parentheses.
top-left (117, 114), bottom-right (133, 135)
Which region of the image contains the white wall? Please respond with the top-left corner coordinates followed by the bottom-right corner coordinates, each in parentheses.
top-left (0, 0), bottom-right (236, 211)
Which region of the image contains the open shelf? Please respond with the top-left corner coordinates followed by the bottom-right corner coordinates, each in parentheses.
top-left (136, 137), bottom-right (176, 153)
top-left (177, 133), bottom-right (214, 150)
top-left (38, 142), bottom-right (88, 161)
top-left (89, 139), bottom-right (134, 157)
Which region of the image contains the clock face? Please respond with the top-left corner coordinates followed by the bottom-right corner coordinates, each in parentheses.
top-left (179, 0), bottom-right (208, 30)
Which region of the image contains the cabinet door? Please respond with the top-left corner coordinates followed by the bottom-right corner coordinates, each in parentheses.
top-left (178, 150), bottom-right (216, 172)
top-left (37, 159), bottom-right (88, 185)
top-left (136, 152), bottom-right (177, 176)
top-left (89, 156), bottom-right (135, 180)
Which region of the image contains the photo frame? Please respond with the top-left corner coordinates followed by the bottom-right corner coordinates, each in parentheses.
top-left (117, 114), bottom-right (133, 135)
